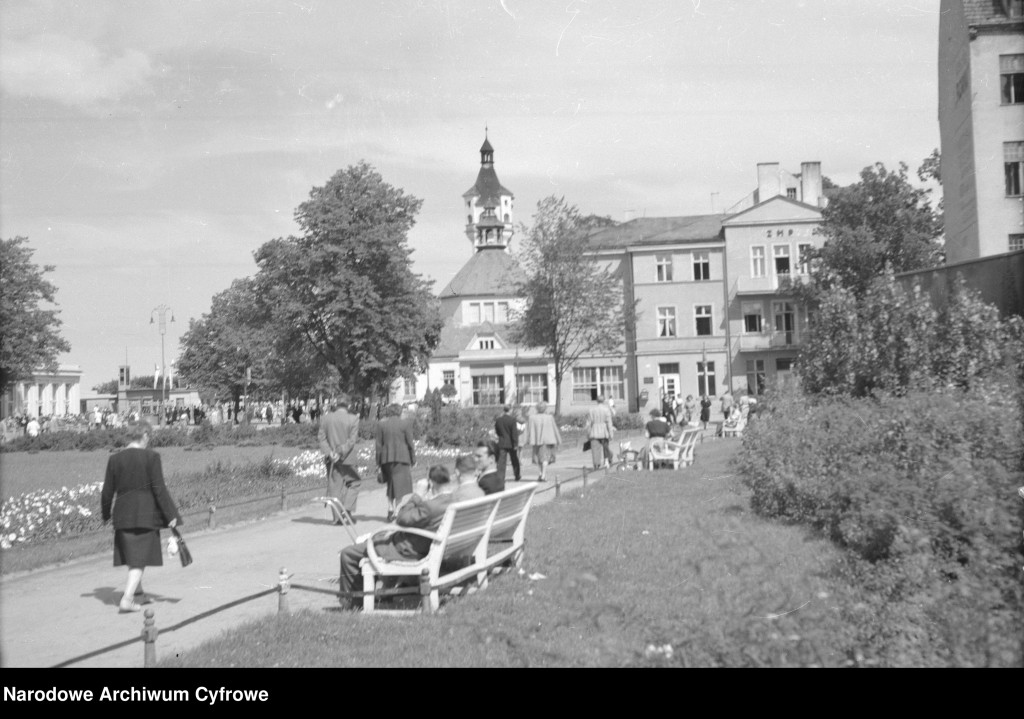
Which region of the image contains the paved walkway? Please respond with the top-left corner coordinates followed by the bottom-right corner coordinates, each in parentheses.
top-left (1, 446), bottom-right (655, 668)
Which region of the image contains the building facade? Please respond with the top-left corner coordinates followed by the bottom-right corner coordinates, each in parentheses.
top-left (1, 364), bottom-right (83, 418)
top-left (406, 139), bottom-right (828, 414)
top-left (938, 0), bottom-right (1024, 261)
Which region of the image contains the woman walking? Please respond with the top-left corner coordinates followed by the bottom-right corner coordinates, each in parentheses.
top-left (101, 421), bottom-right (182, 613)
top-left (526, 401), bottom-right (561, 481)
top-left (375, 404), bottom-right (416, 521)
top-left (699, 394), bottom-right (712, 430)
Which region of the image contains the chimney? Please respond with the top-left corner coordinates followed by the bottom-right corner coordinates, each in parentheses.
top-left (756, 163), bottom-right (780, 203)
top-left (800, 162), bottom-right (822, 207)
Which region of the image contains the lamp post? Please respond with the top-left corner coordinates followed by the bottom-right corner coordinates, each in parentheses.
top-left (150, 305), bottom-right (175, 425)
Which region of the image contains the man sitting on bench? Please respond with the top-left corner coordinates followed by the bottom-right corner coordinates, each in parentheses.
top-left (339, 464), bottom-right (466, 609)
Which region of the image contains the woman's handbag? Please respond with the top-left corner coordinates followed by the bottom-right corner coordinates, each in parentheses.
top-left (582, 439), bottom-right (592, 452)
top-left (170, 526), bottom-right (193, 568)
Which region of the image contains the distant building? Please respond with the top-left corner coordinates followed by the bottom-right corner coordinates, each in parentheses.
top-left (1, 364), bottom-right (83, 418)
top-left (938, 0), bottom-right (1024, 261)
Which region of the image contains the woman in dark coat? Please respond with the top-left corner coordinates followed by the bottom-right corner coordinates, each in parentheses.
top-left (375, 404), bottom-right (416, 521)
top-left (699, 394), bottom-right (712, 430)
top-left (101, 421), bottom-right (182, 613)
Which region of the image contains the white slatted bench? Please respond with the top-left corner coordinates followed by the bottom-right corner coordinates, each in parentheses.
top-left (353, 483), bottom-right (538, 615)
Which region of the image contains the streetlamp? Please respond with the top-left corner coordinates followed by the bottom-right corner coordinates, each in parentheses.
top-left (150, 305), bottom-right (175, 424)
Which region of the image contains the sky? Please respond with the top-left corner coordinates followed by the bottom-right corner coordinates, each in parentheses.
top-left (0, 0), bottom-right (944, 395)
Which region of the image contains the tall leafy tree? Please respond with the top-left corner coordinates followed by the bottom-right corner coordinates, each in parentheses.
top-left (511, 196), bottom-right (635, 415)
top-left (252, 161), bottom-right (442, 405)
top-left (805, 160), bottom-right (943, 299)
top-left (0, 237), bottom-right (71, 394)
top-left (177, 277), bottom-right (279, 413)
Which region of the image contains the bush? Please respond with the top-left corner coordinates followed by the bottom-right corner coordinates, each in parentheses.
top-left (737, 385), bottom-right (1024, 666)
top-left (421, 406), bottom-right (497, 448)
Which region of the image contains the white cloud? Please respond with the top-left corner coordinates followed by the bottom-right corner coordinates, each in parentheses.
top-left (0, 33), bottom-right (153, 107)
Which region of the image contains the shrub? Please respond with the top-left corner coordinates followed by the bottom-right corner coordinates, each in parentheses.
top-left (737, 385), bottom-right (1024, 666)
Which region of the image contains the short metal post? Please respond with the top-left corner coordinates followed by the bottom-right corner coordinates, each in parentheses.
top-left (208, 503), bottom-right (217, 529)
top-left (419, 568), bottom-right (432, 613)
top-left (278, 567), bottom-right (290, 614)
top-left (142, 609), bottom-right (157, 667)
top-left (280, 487), bottom-right (287, 511)
top-left (582, 468), bottom-right (589, 489)
top-left (554, 475), bottom-right (560, 498)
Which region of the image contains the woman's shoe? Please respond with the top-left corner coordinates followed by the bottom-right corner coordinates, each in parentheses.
top-left (119, 601), bottom-right (142, 613)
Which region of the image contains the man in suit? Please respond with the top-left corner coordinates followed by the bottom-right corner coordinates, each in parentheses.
top-left (494, 404), bottom-right (522, 483)
top-left (474, 440), bottom-right (504, 495)
top-left (318, 396), bottom-right (362, 521)
top-left (586, 394), bottom-right (615, 469)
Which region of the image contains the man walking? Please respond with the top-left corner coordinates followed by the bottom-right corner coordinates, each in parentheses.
top-left (318, 396), bottom-right (361, 522)
top-left (494, 404), bottom-right (522, 483)
top-left (586, 394), bottom-right (615, 469)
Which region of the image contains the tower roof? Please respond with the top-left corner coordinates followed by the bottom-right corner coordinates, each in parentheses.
top-left (480, 137), bottom-right (494, 153)
top-left (438, 247), bottom-right (525, 298)
top-left (462, 165), bottom-right (514, 204)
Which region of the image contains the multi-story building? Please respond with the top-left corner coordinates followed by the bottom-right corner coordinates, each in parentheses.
top-left (938, 0), bottom-right (1024, 261)
top-left (406, 138), bottom-right (828, 414)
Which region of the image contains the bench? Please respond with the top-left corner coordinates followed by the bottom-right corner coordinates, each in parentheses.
top-left (353, 483), bottom-right (538, 615)
top-left (646, 427), bottom-right (701, 469)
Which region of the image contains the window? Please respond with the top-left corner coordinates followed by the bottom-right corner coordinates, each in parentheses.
top-left (471, 376), bottom-right (504, 406)
top-left (773, 301), bottom-right (796, 345)
top-left (773, 245), bottom-right (791, 275)
top-left (572, 366), bottom-right (625, 402)
top-left (742, 302), bottom-right (763, 333)
top-left (692, 251), bottom-right (710, 281)
top-left (797, 243), bottom-right (813, 275)
top-left (697, 361), bottom-right (716, 397)
top-left (746, 360), bottom-right (766, 395)
top-left (478, 339), bottom-right (495, 350)
top-left (1010, 234), bottom-right (1024, 252)
top-left (442, 370), bottom-right (455, 388)
top-left (403, 376), bottom-right (417, 398)
top-left (1006, 142), bottom-right (1024, 196)
top-left (1002, 55), bottom-right (1024, 104)
top-left (516, 373), bottom-right (548, 404)
top-left (786, 187), bottom-right (797, 200)
top-left (776, 358), bottom-right (793, 372)
top-left (466, 301), bottom-right (511, 325)
top-left (695, 305), bottom-right (713, 336)
top-left (751, 246), bottom-right (766, 277)
top-left (657, 306), bottom-right (677, 337)
top-left (656, 254), bottom-right (673, 282)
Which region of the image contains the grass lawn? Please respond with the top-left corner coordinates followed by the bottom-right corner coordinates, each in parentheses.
top-left (159, 439), bottom-right (857, 667)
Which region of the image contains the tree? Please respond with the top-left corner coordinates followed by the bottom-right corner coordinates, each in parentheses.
top-left (177, 277), bottom-right (281, 414)
top-left (0, 237), bottom-right (71, 394)
top-left (510, 196), bottom-right (635, 415)
top-left (805, 161), bottom-right (943, 300)
top-left (252, 162), bottom-right (442, 407)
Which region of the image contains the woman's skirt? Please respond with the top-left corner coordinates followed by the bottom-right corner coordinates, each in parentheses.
top-left (382, 462), bottom-right (413, 501)
top-left (113, 528), bottom-right (163, 568)
top-left (532, 444), bottom-right (557, 465)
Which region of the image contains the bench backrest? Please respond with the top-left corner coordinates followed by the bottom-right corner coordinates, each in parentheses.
top-left (430, 483), bottom-right (538, 566)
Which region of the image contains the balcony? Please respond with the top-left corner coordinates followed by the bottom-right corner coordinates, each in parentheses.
top-left (737, 330), bottom-right (802, 352)
top-left (734, 274), bottom-right (812, 295)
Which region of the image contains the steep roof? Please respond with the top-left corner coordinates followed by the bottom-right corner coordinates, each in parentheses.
top-left (433, 321), bottom-right (514, 359)
top-left (462, 164), bottom-right (514, 204)
top-left (438, 247), bottom-right (525, 298)
top-left (586, 215), bottom-right (725, 251)
top-left (964, 0), bottom-right (1023, 26)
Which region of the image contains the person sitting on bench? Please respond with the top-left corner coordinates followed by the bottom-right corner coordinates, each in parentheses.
top-left (338, 464), bottom-right (464, 609)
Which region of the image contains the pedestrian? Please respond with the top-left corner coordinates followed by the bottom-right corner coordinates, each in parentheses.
top-left (375, 403), bottom-right (416, 522)
top-left (494, 404), bottom-right (522, 482)
top-left (585, 394), bottom-right (615, 469)
top-left (526, 401), bottom-right (561, 481)
top-left (100, 421), bottom-right (182, 613)
top-left (699, 394), bottom-right (712, 430)
top-left (318, 396), bottom-right (362, 522)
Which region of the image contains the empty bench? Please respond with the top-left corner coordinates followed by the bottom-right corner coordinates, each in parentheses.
top-left (352, 483), bottom-right (538, 615)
